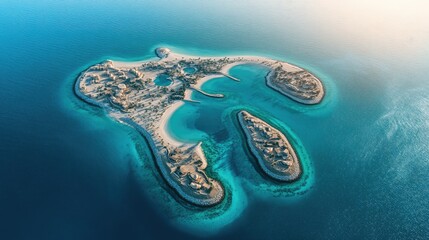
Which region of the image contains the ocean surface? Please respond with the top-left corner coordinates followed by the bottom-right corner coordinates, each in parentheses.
top-left (1, 0), bottom-right (429, 239)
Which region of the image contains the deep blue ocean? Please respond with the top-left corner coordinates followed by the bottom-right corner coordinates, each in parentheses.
top-left (1, 0), bottom-right (428, 239)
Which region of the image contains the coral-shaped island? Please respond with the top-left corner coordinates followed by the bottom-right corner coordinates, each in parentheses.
top-left (75, 47), bottom-right (324, 206)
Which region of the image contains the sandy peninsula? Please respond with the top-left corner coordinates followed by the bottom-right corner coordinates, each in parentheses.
top-left (75, 47), bottom-right (324, 206)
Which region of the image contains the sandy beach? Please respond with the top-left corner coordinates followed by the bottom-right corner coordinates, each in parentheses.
top-left (157, 101), bottom-right (185, 147)
top-left (183, 89), bottom-right (193, 100)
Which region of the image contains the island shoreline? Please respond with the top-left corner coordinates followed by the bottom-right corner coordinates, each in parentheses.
top-left (265, 70), bottom-right (325, 105)
top-left (74, 72), bottom-right (225, 207)
top-left (74, 47), bottom-right (324, 207)
top-left (236, 111), bottom-right (303, 183)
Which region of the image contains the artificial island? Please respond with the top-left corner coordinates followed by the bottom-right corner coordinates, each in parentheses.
top-left (75, 47), bottom-right (324, 207)
top-left (238, 111), bottom-right (300, 182)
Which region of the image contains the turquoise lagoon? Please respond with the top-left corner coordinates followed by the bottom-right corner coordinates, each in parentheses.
top-left (161, 63), bottom-right (320, 233)
top-left (154, 74), bottom-right (172, 86)
top-left (184, 66), bottom-right (197, 74)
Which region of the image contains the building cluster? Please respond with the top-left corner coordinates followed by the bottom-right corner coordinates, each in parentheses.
top-left (79, 59), bottom-right (221, 199)
top-left (168, 147), bottom-right (214, 195)
top-left (80, 61), bottom-right (172, 113)
top-left (271, 66), bottom-right (321, 100)
top-left (241, 112), bottom-right (294, 171)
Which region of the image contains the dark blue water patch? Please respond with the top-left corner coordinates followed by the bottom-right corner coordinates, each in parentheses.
top-left (194, 104), bottom-right (225, 135)
top-left (154, 74), bottom-right (172, 86)
top-left (211, 128), bottom-right (230, 142)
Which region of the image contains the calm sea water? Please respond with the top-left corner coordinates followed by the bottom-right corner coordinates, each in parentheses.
top-left (1, 0), bottom-right (428, 239)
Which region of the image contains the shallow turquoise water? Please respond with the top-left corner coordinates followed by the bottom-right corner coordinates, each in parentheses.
top-left (154, 74), bottom-right (172, 86)
top-left (165, 64), bottom-right (316, 232)
top-left (184, 67), bottom-right (197, 74)
top-left (1, 0), bottom-right (428, 239)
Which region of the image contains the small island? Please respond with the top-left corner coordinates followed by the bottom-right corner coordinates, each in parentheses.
top-left (75, 47), bottom-right (323, 206)
top-left (266, 65), bottom-right (324, 104)
top-left (238, 111), bottom-right (301, 181)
